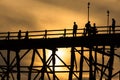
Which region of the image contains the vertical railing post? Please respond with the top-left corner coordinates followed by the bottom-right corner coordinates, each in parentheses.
top-left (63, 29), bottom-right (66, 37)
top-left (7, 32), bottom-right (10, 40)
top-left (25, 31), bottom-right (29, 39)
top-left (18, 30), bottom-right (21, 40)
top-left (44, 30), bottom-right (47, 38)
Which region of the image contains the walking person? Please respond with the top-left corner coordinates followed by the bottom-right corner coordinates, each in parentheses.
top-left (73, 22), bottom-right (78, 37)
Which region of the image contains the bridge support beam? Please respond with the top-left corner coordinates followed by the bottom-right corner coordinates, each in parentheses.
top-left (28, 49), bottom-right (36, 80)
top-left (89, 47), bottom-right (93, 80)
top-left (69, 47), bottom-right (75, 80)
top-left (100, 46), bottom-right (105, 80)
top-left (7, 49), bottom-right (10, 80)
top-left (41, 48), bottom-right (46, 80)
top-left (108, 45), bottom-right (114, 80)
top-left (52, 48), bottom-right (56, 80)
top-left (79, 46), bottom-right (84, 80)
top-left (94, 46), bottom-right (98, 79)
top-left (16, 50), bottom-right (21, 80)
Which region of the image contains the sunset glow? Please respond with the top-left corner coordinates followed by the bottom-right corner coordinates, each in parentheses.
top-left (0, 0), bottom-right (120, 80)
top-left (1, 0), bottom-right (120, 31)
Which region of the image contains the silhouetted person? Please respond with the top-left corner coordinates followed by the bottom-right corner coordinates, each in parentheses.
top-left (92, 23), bottom-right (97, 35)
top-left (73, 22), bottom-right (78, 37)
top-left (25, 31), bottom-right (29, 39)
top-left (112, 18), bottom-right (116, 34)
top-left (85, 21), bottom-right (91, 36)
top-left (18, 30), bottom-right (21, 40)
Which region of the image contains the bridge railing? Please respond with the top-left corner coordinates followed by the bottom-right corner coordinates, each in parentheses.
top-left (0, 26), bottom-right (120, 40)
top-left (97, 26), bottom-right (120, 34)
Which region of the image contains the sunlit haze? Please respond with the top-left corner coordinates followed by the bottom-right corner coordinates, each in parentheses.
top-left (0, 0), bottom-right (120, 80)
top-left (0, 0), bottom-right (120, 31)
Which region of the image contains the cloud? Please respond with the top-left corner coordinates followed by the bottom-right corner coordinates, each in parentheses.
top-left (0, 0), bottom-right (37, 31)
top-left (1, 0), bottom-right (120, 31)
top-left (39, 0), bottom-right (120, 26)
top-left (39, 0), bottom-right (83, 11)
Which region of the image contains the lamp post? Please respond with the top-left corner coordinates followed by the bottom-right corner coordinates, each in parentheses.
top-left (88, 2), bottom-right (90, 22)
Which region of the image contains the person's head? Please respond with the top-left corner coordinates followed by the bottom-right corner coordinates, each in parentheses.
top-left (88, 21), bottom-right (90, 23)
top-left (74, 22), bottom-right (76, 24)
top-left (112, 18), bottom-right (115, 21)
top-left (93, 23), bottom-right (96, 26)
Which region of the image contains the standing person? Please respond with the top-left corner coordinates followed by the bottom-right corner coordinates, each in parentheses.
top-left (73, 22), bottom-right (78, 37)
top-left (92, 23), bottom-right (97, 35)
top-left (112, 18), bottom-right (116, 34)
top-left (85, 21), bottom-right (91, 36)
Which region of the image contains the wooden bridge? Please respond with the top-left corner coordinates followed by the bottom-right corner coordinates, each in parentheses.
top-left (0, 26), bottom-right (120, 80)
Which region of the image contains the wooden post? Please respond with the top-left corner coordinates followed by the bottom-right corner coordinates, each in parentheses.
top-left (108, 45), bottom-right (114, 80)
top-left (69, 47), bottom-right (75, 80)
top-left (94, 46), bottom-right (98, 79)
top-left (7, 49), bottom-right (10, 80)
top-left (79, 46), bottom-right (84, 80)
top-left (89, 47), bottom-right (93, 80)
top-left (16, 50), bottom-right (20, 80)
top-left (28, 49), bottom-right (36, 80)
top-left (41, 48), bottom-right (46, 79)
top-left (100, 46), bottom-right (105, 80)
top-left (52, 48), bottom-right (56, 80)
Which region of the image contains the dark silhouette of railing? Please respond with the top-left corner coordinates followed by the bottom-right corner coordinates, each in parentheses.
top-left (0, 26), bottom-right (120, 40)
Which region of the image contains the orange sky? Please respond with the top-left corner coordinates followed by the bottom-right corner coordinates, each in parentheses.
top-left (0, 0), bottom-right (120, 79)
top-left (0, 0), bottom-right (120, 31)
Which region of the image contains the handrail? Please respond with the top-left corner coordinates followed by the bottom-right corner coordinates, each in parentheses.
top-left (0, 26), bottom-right (120, 40)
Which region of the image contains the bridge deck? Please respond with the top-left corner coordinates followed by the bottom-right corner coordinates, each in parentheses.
top-left (0, 26), bottom-right (120, 50)
top-left (0, 33), bottom-right (120, 50)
